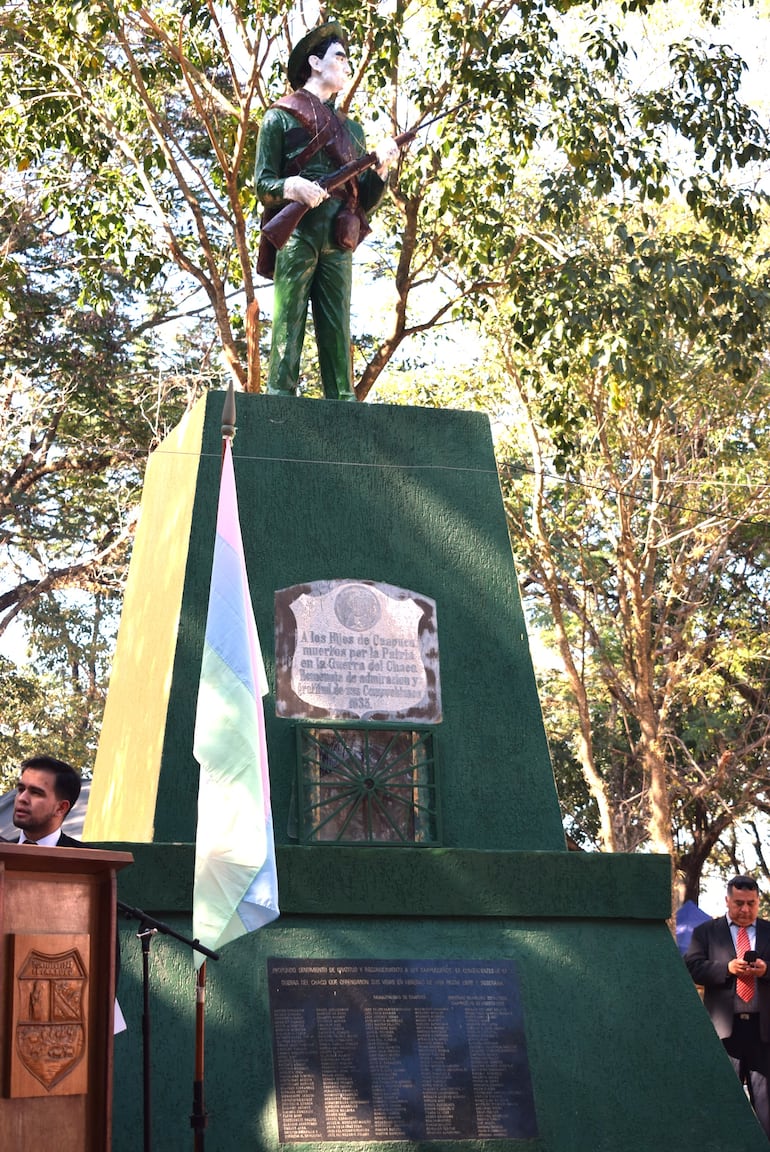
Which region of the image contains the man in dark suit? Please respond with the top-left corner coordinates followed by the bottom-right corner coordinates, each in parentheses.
top-left (10, 754), bottom-right (124, 1001)
top-left (686, 874), bottom-right (770, 1138)
top-left (11, 754), bottom-right (83, 846)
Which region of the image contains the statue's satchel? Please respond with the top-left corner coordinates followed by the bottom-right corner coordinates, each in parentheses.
top-left (256, 204), bottom-right (281, 279)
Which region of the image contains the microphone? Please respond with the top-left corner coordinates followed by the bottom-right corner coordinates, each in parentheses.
top-left (744, 950), bottom-right (758, 964)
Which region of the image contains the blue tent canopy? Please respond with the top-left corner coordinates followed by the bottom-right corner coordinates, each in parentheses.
top-left (676, 898), bottom-right (712, 954)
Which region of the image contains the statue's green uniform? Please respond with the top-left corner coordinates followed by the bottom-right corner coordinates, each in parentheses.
top-left (255, 105), bottom-right (387, 400)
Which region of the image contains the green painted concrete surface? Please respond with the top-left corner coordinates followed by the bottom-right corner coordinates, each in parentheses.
top-left (92, 397), bottom-right (766, 1151)
top-left (143, 392), bottom-right (566, 851)
top-left (107, 847), bottom-right (768, 1152)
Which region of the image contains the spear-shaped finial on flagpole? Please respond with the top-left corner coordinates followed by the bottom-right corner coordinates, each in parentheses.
top-left (221, 381), bottom-right (236, 441)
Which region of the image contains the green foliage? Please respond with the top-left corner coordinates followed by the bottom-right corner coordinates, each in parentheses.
top-left (0, 170), bottom-right (203, 758)
top-left (502, 205), bottom-right (770, 464)
top-left (493, 256), bottom-right (770, 887)
top-left (0, 651), bottom-right (101, 792)
top-left (4, 0), bottom-right (767, 398)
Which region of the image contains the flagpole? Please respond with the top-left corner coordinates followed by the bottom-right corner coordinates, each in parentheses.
top-left (191, 383), bottom-right (237, 1151)
top-left (191, 961), bottom-right (207, 1150)
top-left (221, 380), bottom-right (237, 449)
top-left (190, 377), bottom-right (279, 1143)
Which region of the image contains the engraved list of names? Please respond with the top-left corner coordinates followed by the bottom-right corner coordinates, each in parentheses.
top-left (268, 958), bottom-right (538, 1144)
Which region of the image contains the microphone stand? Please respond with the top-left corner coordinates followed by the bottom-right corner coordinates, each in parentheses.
top-left (118, 900), bottom-right (219, 1152)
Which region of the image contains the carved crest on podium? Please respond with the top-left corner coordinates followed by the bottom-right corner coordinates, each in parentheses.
top-left (9, 935), bottom-right (90, 1097)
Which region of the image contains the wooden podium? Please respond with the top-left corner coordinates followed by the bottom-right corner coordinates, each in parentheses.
top-left (0, 843), bottom-right (133, 1151)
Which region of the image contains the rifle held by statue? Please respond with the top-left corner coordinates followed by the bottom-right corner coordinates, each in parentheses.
top-left (261, 102), bottom-right (469, 252)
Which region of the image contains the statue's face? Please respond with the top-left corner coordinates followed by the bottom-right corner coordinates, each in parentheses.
top-left (308, 40), bottom-right (351, 94)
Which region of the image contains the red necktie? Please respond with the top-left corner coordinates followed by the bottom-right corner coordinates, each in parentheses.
top-left (737, 925), bottom-right (755, 1002)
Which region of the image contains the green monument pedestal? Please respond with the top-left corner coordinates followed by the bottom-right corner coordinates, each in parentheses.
top-left (88, 395), bottom-right (767, 1151)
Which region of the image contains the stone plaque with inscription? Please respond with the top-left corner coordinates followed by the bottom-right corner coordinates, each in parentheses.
top-left (268, 958), bottom-right (538, 1144)
top-left (275, 580), bottom-right (441, 722)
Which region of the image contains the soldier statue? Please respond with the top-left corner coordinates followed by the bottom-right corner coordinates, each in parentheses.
top-left (255, 23), bottom-right (399, 400)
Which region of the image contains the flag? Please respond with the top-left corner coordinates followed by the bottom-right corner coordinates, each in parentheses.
top-left (192, 438), bottom-right (279, 962)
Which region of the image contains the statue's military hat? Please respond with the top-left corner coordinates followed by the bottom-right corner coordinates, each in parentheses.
top-left (287, 22), bottom-right (349, 90)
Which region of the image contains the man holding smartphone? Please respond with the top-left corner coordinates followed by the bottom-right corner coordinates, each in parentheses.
top-left (686, 874), bottom-right (770, 1138)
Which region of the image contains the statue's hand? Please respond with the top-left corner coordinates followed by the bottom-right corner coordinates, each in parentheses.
top-left (373, 138), bottom-right (400, 177)
top-left (283, 176), bottom-right (329, 207)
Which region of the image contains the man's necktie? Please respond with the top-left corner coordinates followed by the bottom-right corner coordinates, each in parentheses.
top-left (737, 925), bottom-right (755, 1002)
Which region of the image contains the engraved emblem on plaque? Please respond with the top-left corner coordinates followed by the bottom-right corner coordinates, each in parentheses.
top-left (15, 948), bottom-right (87, 1091)
top-left (333, 584), bottom-right (381, 632)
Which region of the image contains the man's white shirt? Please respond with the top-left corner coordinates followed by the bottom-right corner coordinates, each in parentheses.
top-left (729, 921), bottom-right (757, 951)
top-left (18, 830), bottom-right (65, 846)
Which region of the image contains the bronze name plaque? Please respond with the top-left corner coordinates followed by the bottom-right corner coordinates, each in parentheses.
top-left (268, 958), bottom-right (538, 1143)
